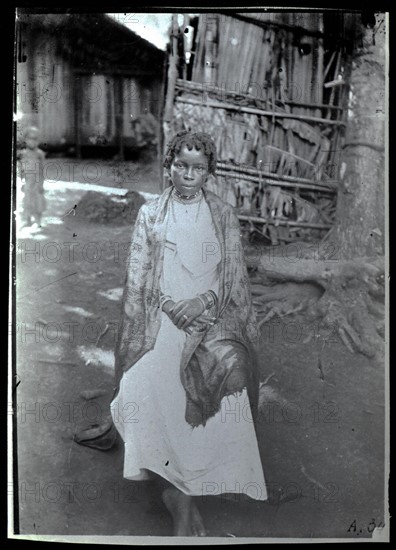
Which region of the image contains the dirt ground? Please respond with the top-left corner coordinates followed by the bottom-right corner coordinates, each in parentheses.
top-left (14, 157), bottom-right (386, 539)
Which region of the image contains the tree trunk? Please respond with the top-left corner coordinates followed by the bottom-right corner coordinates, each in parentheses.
top-left (318, 13), bottom-right (386, 356)
top-left (251, 14), bottom-right (386, 358)
top-left (332, 13), bottom-right (386, 260)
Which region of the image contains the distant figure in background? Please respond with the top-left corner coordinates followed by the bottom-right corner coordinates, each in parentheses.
top-left (131, 112), bottom-right (158, 148)
top-left (17, 126), bottom-right (46, 227)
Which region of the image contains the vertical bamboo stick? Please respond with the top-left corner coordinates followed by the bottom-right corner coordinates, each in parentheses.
top-left (253, 29), bottom-right (271, 95)
top-left (192, 16), bottom-right (206, 82)
top-left (326, 50), bottom-right (341, 120)
top-left (158, 56), bottom-right (167, 191)
top-left (314, 13), bottom-right (324, 118)
top-left (216, 14), bottom-right (227, 86)
top-left (224, 17), bottom-right (239, 87)
top-left (240, 21), bottom-right (254, 87)
top-left (323, 50), bottom-right (336, 81)
top-left (164, 14), bottom-right (179, 124)
top-left (203, 15), bottom-right (218, 84)
top-left (249, 26), bottom-right (263, 93)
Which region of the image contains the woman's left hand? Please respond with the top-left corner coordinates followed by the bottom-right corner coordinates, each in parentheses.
top-left (184, 314), bottom-right (217, 335)
top-left (169, 298), bottom-right (206, 330)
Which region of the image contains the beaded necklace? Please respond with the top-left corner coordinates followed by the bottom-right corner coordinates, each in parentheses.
top-left (171, 186), bottom-right (203, 223)
top-left (173, 186), bottom-right (202, 201)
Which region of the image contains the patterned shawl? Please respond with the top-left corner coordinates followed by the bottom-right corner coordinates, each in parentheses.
top-left (114, 186), bottom-right (260, 427)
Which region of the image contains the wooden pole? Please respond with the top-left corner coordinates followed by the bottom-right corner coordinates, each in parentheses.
top-left (323, 50), bottom-right (337, 82)
top-left (315, 13), bottom-right (324, 118)
top-left (217, 161), bottom-right (337, 189)
top-left (158, 59), bottom-right (167, 192)
top-left (238, 214), bottom-right (332, 230)
top-left (175, 79), bottom-right (344, 111)
top-left (204, 15), bottom-right (218, 83)
top-left (175, 96), bottom-right (346, 126)
top-left (163, 14), bottom-right (179, 124)
top-left (216, 170), bottom-right (336, 193)
top-left (326, 50), bottom-right (341, 120)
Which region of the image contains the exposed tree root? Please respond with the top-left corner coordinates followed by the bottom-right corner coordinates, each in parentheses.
top-left (249, 250), bottom-right (385, 358)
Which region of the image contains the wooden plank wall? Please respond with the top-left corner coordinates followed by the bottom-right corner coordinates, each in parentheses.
top-left (16, 26), bottom-right (163, 151)
top-left (193, 13), bottom-right (326, 114)
top-left (16, 29), bottom-right (75, 147)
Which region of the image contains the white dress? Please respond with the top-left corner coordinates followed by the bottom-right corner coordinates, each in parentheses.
top-left (111, 193), bottom-right (267, 501)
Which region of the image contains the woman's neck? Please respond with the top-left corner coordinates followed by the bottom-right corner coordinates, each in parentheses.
top-left (172, 186), bottom-right (202, 200)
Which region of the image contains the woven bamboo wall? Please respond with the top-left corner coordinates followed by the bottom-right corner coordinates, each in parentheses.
top-left (164, 13), bottom-right (348, 244)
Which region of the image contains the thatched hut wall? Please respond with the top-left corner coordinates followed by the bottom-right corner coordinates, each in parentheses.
top-left (164, 12), bottom-right (351, 243)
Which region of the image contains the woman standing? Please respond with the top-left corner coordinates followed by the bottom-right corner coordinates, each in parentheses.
top-left (111, 131), bottom-right (267, 536)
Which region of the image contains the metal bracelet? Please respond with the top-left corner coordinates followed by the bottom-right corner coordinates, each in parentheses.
top-left (196, 294), bottom-right (208, 311)
top-left (161, 298), bottom-right (172, 311)
top-left (159, 294), bottom-right (172, 310)
top-left (203, 291), bottom-right (216, 308)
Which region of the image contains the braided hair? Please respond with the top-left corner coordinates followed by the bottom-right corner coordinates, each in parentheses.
top-left (163, 131), bottom-right (217, 175)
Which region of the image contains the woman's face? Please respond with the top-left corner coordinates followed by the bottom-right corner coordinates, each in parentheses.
top-left (170, 145), bottom-right (209, 196)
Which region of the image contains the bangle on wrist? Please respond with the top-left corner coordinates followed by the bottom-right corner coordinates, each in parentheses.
top-left (159, 294), bottom-right (172, 310)
top-left (161, 298), bottom-right (172, 311)
top-left (203, 291), bottom-right (216, 309)
top-left (196, 294), bottom-right (208, 311)
top-left (207, 290), bottom-right (218, 302)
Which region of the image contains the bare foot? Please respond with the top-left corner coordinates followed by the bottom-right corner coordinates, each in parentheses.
top-left (162, 487), bottom-right (193, 536)
top-left (161, 488), bottom-right (207, 536)
top-left (190, 501), bottom-right (206, 536)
